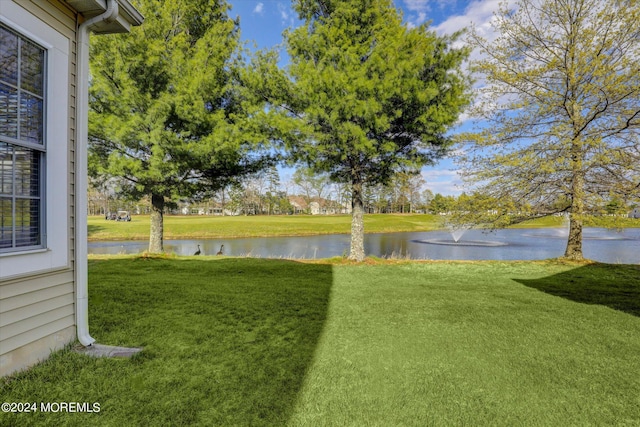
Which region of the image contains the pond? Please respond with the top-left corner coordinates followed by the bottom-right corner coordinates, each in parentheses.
top-left (88, 227), bottom-right (640, 264)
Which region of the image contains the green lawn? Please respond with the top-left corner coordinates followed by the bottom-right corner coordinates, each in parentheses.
top-left (1, 258), bottom-right (639, 426)
top-left (88, 213), bottom-right (639, 241)
top-left (87, 214), bottom-right (444, 240)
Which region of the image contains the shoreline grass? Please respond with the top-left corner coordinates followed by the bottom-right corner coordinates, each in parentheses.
top-left (88, 213), bottom-right (639, 241)
top-left (88, 213), bottom-right (444, 241)
top-left (2, 258), bottom-right (639, 426)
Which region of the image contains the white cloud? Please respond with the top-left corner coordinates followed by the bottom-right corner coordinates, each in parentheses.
top-left (427, 0), bottom-right (519, 126)
top-left (416, 12), bottom-right (428, 25)
top-left (401, 0), bottom-right (430, 27)
top-left (402, 0), bottom-right (463, 27)
top-left (253, 2), bottom-right (264, 14)
top-left (277, 2), bottom-right (295, 27)
top-left (402, 0), bottom-right (431, 12)
top-left (421, 169), bottom-right (467, 196)
top-left (433, 0), bottom-right (503, 39)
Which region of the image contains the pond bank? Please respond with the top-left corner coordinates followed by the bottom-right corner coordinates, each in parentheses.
top-left (88, 213), bottom-right (634, 241)
top-left (88, 228), bottom-right (640, 264)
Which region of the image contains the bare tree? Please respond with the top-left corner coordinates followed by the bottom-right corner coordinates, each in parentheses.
top-left (460, 0), bottom-right (640, 260)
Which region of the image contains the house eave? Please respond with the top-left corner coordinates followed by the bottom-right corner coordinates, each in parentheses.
top-left (64, 0), bottom-right (144, 33)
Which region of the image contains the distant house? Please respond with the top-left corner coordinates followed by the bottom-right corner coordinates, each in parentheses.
top-left (288, 195), bottom-right (352, 215)
top-left (629, 208), bottom-right (640, 219)
top-left (288, 196), bottom-right (308, 214)
top-left (0, 0), bottom-right (143, 377)
top-left (179, 201), bottom-right (237, 216)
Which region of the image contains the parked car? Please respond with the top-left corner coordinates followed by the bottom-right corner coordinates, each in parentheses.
top-left (106, 211), bottom-right (131, 221)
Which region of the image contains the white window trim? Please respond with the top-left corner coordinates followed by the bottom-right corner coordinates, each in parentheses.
top-left (0, 2), bottom-right (70, 278)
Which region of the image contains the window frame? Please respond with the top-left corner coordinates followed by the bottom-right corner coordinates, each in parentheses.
top-left (0, 2), bottom-right (72, 279)
top-left (0, 22), bottom-right (47, 254)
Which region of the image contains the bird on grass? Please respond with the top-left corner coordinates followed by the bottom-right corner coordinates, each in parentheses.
top-left (216, 244), bottom-right (224, 256)
top-left (194, 244), bottom-right (201, 256)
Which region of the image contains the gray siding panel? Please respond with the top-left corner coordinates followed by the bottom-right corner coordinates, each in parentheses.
top-left (0, 270), bottom-right (74, 299)
top-left (1, 305), bottom-right (75, 340)
top-left (1, 315), bottom-right (76, 355)
top-left (0, 270), bottom-right (75, 357)
top-left (0, 0), bottom-right (83, 377)
top-left (0, 283), bottom-right (74, 313)
top-left (14, 0), bottom-right (77, 36)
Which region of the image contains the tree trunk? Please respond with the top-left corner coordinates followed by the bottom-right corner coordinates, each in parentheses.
top-left (349, 180), bottom-right (365, 261)
top-left (565, 141), bottom-right (585, 260)
top-left (565, 211), bottom-right (583, 260)
top-left (149, 193), bottom-right (164, 253)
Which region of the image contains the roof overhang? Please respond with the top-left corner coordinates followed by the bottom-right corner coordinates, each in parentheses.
top-left (65, 0), bottom-right (143, 33)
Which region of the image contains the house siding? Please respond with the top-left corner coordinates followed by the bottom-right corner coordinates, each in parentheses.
top-left (15, 0), bottom-right (77, 35)
top-left (0, 0), bottom-right (78, 377)
top-left (0, 270), bottom-right (76, 376)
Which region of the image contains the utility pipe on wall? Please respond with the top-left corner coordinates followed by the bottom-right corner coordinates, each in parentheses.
top-left (75, 0), bottom-right (119, 347)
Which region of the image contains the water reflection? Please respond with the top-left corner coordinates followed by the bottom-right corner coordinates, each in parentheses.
top-left (88, 227), bottom-right (640, 264)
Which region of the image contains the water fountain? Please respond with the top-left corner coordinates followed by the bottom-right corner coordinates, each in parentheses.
top-left (87, 222), bottom-right (640, 263)
top-left (418, 236), bottom-right (509, 247)
top-left (416, 224), bottom-right (509, 247)
top-left (450, 227), bottom-right (467, 243)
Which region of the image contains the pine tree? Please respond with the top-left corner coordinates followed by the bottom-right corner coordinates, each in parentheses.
top-left (89, 0), bottom-right (271, 252)
top-left (250, 0), bottom-right (471, 260)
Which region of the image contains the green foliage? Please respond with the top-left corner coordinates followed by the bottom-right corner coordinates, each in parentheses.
top-left (248, 0), bottom-right (471, 260)
top-left (283, 0), bottom-right (471, 185)
top-left (292, 167), bottom-right (331, 212)
top-left (91, 0), bottom-right (229, 198)
top-left (459, 0), bottom-right (640, 259)
top-left (604, 197), bottom-right (628, 215)
top-left (428, 193), bottom-right (456, 215)
top-left (88, 0), bottom-right (274, 251)
top-left (446, 192), bottom-right (537, 229)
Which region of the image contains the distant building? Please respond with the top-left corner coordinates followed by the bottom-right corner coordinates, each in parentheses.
top-left (180, 201), bottom-right (237, 216)
top-left (288, 196), bottom-right (351, 215)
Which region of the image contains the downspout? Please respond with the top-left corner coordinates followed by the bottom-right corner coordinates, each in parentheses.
top-left (75, 0), bottom-right (119, 346)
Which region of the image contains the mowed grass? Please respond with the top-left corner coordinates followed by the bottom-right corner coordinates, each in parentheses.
top-left (88, 213), bottom-right (640, 241)
top-left (87, 214), bottom-right (444, 240)
top-left (1, 258), bottom-right (639, 426)
top-left (513, 215), bottom-right (640, 229)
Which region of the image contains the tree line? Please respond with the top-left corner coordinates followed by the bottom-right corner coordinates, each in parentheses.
top-left (89, 165), bottom-right (438, 216)
top-left (88, 0), bottom-right (640, 261)
top-left (89, 172), bottom-right (637, 220)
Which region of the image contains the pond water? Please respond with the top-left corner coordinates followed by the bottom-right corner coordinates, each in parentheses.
top-left (88, 227), bottom-right (640, 264)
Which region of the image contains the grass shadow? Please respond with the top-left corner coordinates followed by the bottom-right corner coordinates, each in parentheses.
top-left (87, 223), bottom-right (106, 235)
top-left (515, 263), bottom-right (640, 317)
top-left (92, 257), bottom-right (333, 425)
top-left (1, 258), bottom-right (332, 426)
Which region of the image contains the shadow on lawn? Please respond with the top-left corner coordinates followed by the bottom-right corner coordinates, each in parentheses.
top-left (87, 223), bottom-right (106, 235)
top-left (515, 263), bottom-right (640, 317)
top-left (87, 257), bottom-right (333, 426)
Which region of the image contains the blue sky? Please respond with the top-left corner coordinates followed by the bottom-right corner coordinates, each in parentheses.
top-left (227, 0), bottom-right (503, 196)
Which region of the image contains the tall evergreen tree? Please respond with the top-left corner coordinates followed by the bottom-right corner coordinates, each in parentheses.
top-left (88, 0), bottom-right (271, 253)
top-left (249, 0), bottom-right (471, 260)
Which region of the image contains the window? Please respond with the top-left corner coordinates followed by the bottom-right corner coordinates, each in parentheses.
top-left (0, 24), bottom-right (45, 252)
